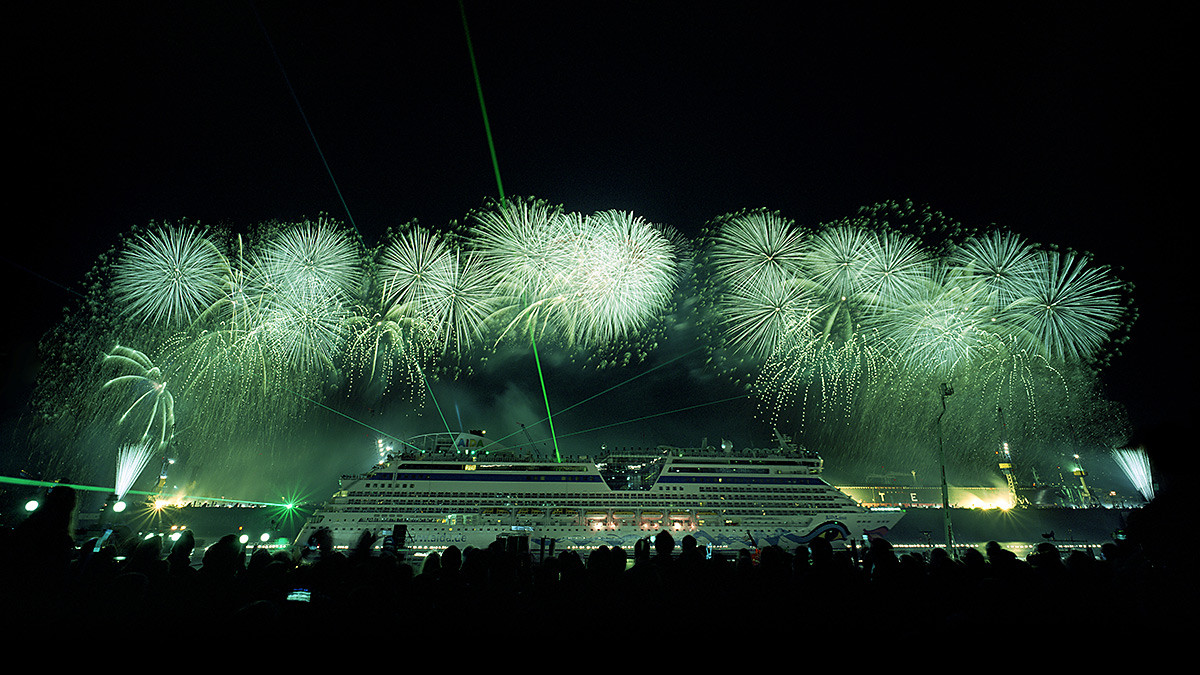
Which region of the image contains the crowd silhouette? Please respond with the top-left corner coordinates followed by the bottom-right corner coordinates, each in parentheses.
top-left (0, 485), bottom-right (1181, 637)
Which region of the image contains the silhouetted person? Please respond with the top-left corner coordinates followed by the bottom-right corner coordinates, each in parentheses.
top-left (586, 545), bottom-right (612, 583)
top-left (809, 536), bottom-right (834, 570)
top-left (632, 537), bottom-right (651, 567)
top-left (420, 550), bottom-right (441, 578)
top-left (441, 545), bottom-right (462, 575)
top-left (653, 530), bottom-right (675, 564)
top-left (201, 535), bottom-right (242, 579)
top-left (350, 529), bottom-right (378, 559)
top-left (127, 534), bottom-right (167, 579)
top-left (4, 485), bottom-right (77, 615)
top-left (190, 534), bottom-right (247, 619)
top-left (758, 544), bottom-right (792, 589)
top-left (792, 544), bottom-right (812, 584)
top-left (609, 545), bottom-right (628, 576)
top-left (167, 530), bottom-right (197, 577)
top-left (959, 546), bottom-right (986, 580)
top-left (679, 535), bottom-right (702, 564)
top-left (302, 526), bottom-right (334, 564)
top-left (626, 537), bottom-right (657, 596)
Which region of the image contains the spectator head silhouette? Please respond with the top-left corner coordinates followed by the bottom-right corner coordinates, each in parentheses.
top-left (21, 484), bottom-right (77, 536)
top-left (170, 529), bottom-right (196, 560)
top-left (421, 551), bottom-right (441, 576)
top-left (654, 530), bottom-right (675, 557)
top-left (201, 534), bottom-right (242, 577)
top-left (442, 545), bottom-right (462, 573)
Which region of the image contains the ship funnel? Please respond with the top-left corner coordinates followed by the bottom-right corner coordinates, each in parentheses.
top-left (721, 439), bottom-right (733, 452)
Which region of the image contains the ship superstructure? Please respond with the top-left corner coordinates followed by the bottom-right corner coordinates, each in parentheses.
top-left (296, 431), bottom-right (904, 554)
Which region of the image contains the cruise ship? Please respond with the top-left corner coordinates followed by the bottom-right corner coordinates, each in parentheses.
top-left (296, 431), bottom-right (904, 555)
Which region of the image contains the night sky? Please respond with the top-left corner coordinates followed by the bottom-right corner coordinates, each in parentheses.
top-left (4, 3), bottom-right (1192, 494)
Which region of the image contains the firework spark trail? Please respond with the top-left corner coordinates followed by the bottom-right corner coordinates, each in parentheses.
top-left (256, 219), bottom-right (363, 302)
top-left (754, 331), bottom-right (895, 430)
top-left (115, 441), bottom-right (156, 501)
top-left (473, 197), bottom-right (570, 300)
top-left (1112, 447), bottom-right (1155, 502)
top-left (102, 345), bottom-right (176, 449)
top-left (346, 310), bottom-right (434, 399)
top-left (259, 276), bottom-right (350, 374)
top-left (718, 276), bottom-right (819, 360)
top-left (805, 225), bottom-right (878, 302)
top-left (710, 210), bottom-right (807, 288)
top-left (426, 249), bottom-right (498, 354)
top-left (472, 198), bottom-right (574, 343)
top-left (570, 210), bottom-right (678, 346)
top-left (871, 269), bottom-right (998, 379)
top-left (472, 198), bottom-right (680, 349)
top-left (378, 226), bottom-right (454, 318)
top-left (948, 231), bottom-right (1041, 311)
top-left (111, 225), bottom-right (227, 327)
top-left (23, 199), bottom-right (1133, 490)
top-left (700, 204), bottom-right (1131, 454)
top-left (1006, 249), bottom-right (1124, 362)
top-left (855, 230), bottom-right (931, 311)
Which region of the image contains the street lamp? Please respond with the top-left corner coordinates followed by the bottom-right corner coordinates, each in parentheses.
top-left (936, 382), bottom-right (955, 553)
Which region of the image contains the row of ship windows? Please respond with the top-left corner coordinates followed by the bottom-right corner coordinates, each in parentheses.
top-left (331, 508), bottom-right (841, 517)
top-left (332, 504), bottom-right (859, 517)
top-left (344, 494), bottom-right (851, 506)
top-left (374, 465), bottom-right (589, 475)
top-left (357, 478), bottom-right (823, 491)
top-left (340, 494), bottom-right (844, 504)
top-left (342, 494), bottom-right (847, 506)
top-left (349, 486), bottom-right (837, 497)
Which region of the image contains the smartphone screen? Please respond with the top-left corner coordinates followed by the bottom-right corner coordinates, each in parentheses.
top-left (94, 528), bottom-right (113, 553)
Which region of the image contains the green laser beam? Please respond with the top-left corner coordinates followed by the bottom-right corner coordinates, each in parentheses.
top-left (0, 475), bottom-right (293, 508)
top-left (419, 363), bottom-right (453, 436)
top-left (481, 346), bottom-right (704, 451)
top-left (253, 2), bottom-right (359, 236)
top-left (459, 0), bottom-right (571, 469)
top-left (281, 387), bottom-right (421, 453)
top-left (531, 335), bottom-right (562, 463)
top-left (1, 475), bottom-right (114, 494)
top-left (525, 393), bottom-right (753, 448)
top-left (0, 254), bottom-right (87, 300)
top-left (459, 0), bottom-right (505, 202)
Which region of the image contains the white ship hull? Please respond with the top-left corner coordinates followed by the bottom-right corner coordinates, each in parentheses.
top-left (297, 432), bottom-right (904, 555)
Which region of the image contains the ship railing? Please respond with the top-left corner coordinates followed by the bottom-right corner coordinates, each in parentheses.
top-left (656, 445), bottom-right (822, 460)
top-left (385, 448), bottom-right (530, 463)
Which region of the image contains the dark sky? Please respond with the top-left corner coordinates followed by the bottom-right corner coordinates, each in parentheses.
top-left (5, 3), bottom-right (1193, 487)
